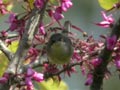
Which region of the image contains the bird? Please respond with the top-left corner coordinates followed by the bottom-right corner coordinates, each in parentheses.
top-left (46, 21), bottom-right (74, 64)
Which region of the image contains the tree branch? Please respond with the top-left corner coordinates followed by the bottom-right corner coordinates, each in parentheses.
top-left (44, 62), bottom-right (82, 79)
top-left (90, 18), bottom-right (120, 90)
top-left (0, 40), bottom-right (13, 61)
top-left (0, 1), bottom-right (49, 90)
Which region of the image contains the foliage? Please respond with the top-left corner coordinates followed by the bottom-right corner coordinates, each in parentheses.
top-left (98, 0), bottom-right (120, 10)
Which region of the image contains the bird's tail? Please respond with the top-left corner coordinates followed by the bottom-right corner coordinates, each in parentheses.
top-left (62, 21), bottom-right (71, 36)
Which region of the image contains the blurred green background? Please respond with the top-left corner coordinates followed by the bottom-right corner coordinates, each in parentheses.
top-left (0, 0), bottom-right (120, 90)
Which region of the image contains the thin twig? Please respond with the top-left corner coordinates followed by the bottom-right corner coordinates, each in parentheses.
top-left (0, 40), bottom-right (13, 61)
top-left (44, 62), bottom-right (82, 79)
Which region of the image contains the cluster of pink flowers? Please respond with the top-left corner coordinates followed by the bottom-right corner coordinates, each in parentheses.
top-left (26, 47), bottom-right (40, 63)
top-left (48, 0), bottom-right (72, 21)
top-left (25, 68), bottom-right (44, 90)
top-left (96, 11), bottom-right (114, 28)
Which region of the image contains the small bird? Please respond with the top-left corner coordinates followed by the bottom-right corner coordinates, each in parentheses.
top-left (46, 21), bottom-right (73, 64)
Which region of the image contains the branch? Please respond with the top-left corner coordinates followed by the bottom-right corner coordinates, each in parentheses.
top-left (0, 40), bottom-right (13, 61)
top-left (0, 33), bottom-right (18, 39)
top-left (44, 62), bottom-right (82, 79)
top-left (0, 1), bottom-right (49, 90)
top-left (90, 18), bottom-right (120, 90)
top-left (6, 0), bottom-right (48, 74)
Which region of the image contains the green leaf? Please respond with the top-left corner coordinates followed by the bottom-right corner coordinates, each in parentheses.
top-left (8, 41), bottom-right (19, 53)
top-left (28, 0), bottom-right (34, 9)
top-left (0, 52), bottom-right (9, 76)
top-left (49, 0), bottom-right (58, 5)
top-left (38, 78), bottom-right (68, 90)
top-left (6, 4), bottom-right (13, 11)
top-left (98, 0), bottom-right (120, 10)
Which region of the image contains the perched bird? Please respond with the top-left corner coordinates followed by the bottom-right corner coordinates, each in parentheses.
top-left (46, 21), bottom-right (73, 64)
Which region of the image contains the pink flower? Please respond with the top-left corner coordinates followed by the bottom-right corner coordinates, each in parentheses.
top-left (95, 11), bottom-right (114, 28)
top-left (39, 23), bottom-right (46, 35)
top-left (27, 47), bottom-right (40, 62)
top-left (25, 77), bottom-right (34, 90)
top-left (80, 66), bottom-right (86, 75)
top-left (114, 55), bottom-right (120, 69)
top-left (7, 13), bottom-right (18, 31)
top-left (0, 73), bottom-right (9, 84)
top-left (0, 0), bottom-right (2, 3)
top-left (34, 0), bottom-right (44, 8)
top-left (0, 1), bottom-right (8, 15)
top-left (25, 68), bottom-right (44, 89)
top-left (73, 50), bottom-right (81, 61)
top-left (85, 73), bottom-right (93, 86)
top-left (90, 58), bottom-right (102, 67)
top-left (33, 72), bottom-right (44, 82)
top-left (63, 65), bottom-right (76, 77)
top-left (44, 64), bottom-right (59, 74)
top-left (28, 48), bottom-right (39, 57)
top-left (0, 30), bottom-right (8, 37)
top-left (53, 7), bottom-right (64, 21)
top-left (115, 60), bottom-right (120, 69)
top-left (0, 77), bottom-right (8, 84)
top-left (61, 0), bottom-right (73, 12)
top-left (26, 68), bottom-right (35, 77)
top-left (8, 13), bottom-right (17, 23)
top-left (26, 68), bottom-right (44, 82)
top-left (106, 35), bottom-right (117, 50)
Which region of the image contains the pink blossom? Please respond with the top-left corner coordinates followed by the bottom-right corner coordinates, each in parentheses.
top-left (0, 73), bottom-right (9, 84)
top-left (53, 7), bottom-right (64, 21)
top-left (8, 13), bottom-right (17, 23)
top-left (0, 1), bottom-right (8, 15)
top-left (7, 13), bottom-right (18, 31)
top-left (7, 14), bottom-right (25, 35)
top-left (115, 60), bottom-right (120, 69)
top-left (63, 65), bottom-right (76, 77)
top-left (80, 66), bottom-right (86, 75)
top-left (34, 0), bottom-right (44, 8)
top-left (0, 0), bottom-right (2, 3)
top-left (90, 58), bottom-right (102, 67)
top-left (0, 30), bottom-right (8, 37)
top-left (44, 64), bottom-right (59, 74)
top-left (73, 50), bottom-right (81, 61)
top-left (33, 72), bottom-right (44, 82)
top-left (27, 47), bottom-right (40, 62)
top-left (26, 68), bottom-right (35, 77)
top-left (106, 35), bottom-right (117, 50)
top-left (0, 77), bottom-right (8, 84)
top-left (39, 23), bottom-right (46, 35)
top-left (95, 11), bottom-right (114, 28)
top-left (114, 55), bottom-right (120, 69)
top-left (5, 39), bottom-right (12, 46)
top-left (61, 0), bottom-right (73, 12)
top-left (26, 68), bottom-right (44, 83)
top-left (25, 68), bottom-right (44, 89)
top-left (28, 48), bottom-right (39, 57)
top-left (85, 73), bottom-right (93, 86)
top-left (25, 77), bottom-right (34, 90)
